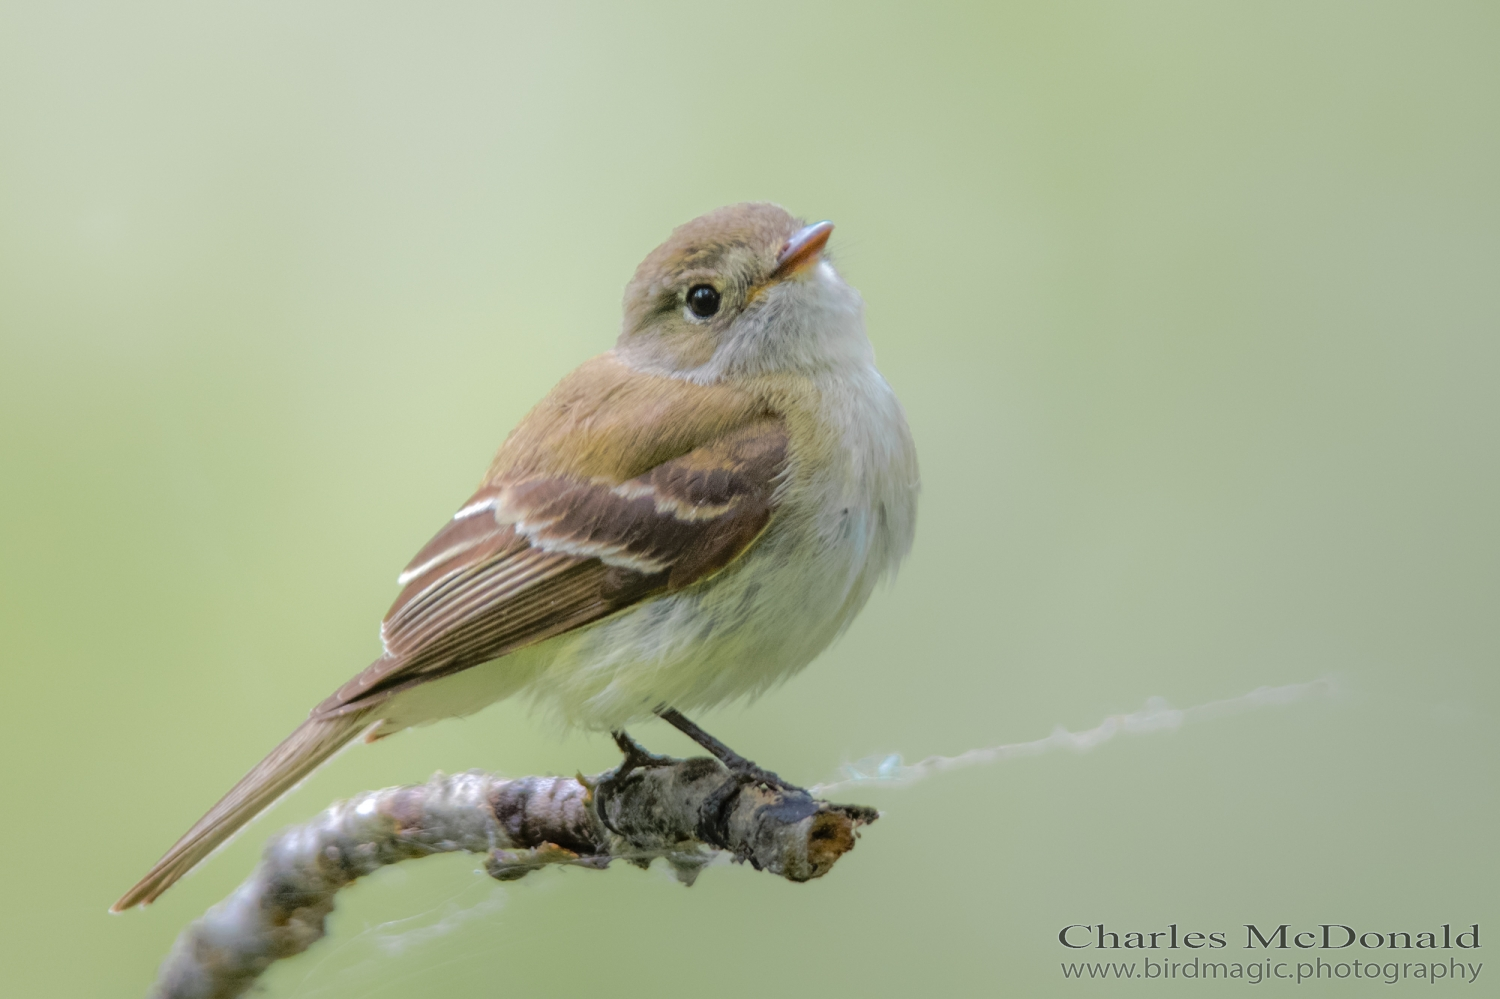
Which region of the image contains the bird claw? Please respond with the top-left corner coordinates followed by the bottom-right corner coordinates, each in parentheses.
top-left (596, 730), bottom-right (678, 837)
top-left (609, 729), bottom-right (674, 782)
top-left (723, 759), bottom-right (801, 794)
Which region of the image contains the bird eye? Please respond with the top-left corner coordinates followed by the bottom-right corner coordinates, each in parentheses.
top-left (686, 284), bottom-right (721, 318)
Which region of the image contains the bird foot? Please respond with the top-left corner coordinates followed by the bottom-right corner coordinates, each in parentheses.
top-left (718, 757), bottom-right (801, 793)
top-left (653, 707), bottom-right (806, 794)
top-left (608, 729), bottom-right (675, 782)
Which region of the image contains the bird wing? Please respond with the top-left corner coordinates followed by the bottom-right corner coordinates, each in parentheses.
top-left (316, 414), bottom-right (789, 716)
top-left (113, 380), bottom-right (787, 912)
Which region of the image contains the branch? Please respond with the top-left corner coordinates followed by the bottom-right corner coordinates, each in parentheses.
top-left (149, 755), bottom-right (878, 999)
top-left (147, 679), bottom-right (1327, 996)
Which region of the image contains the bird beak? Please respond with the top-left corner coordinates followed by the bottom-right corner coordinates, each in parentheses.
top-left (771, 221), bottom-right (834, 280)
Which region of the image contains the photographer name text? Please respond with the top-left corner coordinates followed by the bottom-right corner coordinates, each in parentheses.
top-left (1059, 923), bottom-right (1480, 952)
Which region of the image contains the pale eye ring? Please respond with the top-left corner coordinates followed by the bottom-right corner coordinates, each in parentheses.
top-left (686, 284), bottom-right (721, 318)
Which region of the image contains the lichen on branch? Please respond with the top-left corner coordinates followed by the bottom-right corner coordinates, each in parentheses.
top-left (150, 755), bottom-right (877, 999)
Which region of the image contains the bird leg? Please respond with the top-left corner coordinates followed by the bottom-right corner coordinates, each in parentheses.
top-left (655, 708), bottom-right (802, 792)
top-left (608, 729), bottom-right (676, 782)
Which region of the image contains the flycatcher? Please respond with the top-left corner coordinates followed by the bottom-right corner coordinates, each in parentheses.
top-left (114, 202), bottom-right (919, 911)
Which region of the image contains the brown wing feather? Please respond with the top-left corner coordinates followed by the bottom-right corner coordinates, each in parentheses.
top-left (114, 397), bottom-right (788, 911)
top-left (316, 416), bottom-right (788, 717)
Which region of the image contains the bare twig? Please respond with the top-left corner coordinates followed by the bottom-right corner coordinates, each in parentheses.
top-left (149, 755), bottom-right (877, 999)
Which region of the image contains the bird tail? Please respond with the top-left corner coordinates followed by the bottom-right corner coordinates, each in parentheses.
top-left (111, 711), bottom-right (373, 912)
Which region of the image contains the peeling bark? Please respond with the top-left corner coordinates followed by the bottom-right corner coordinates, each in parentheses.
top-left (150, 756), bottom-right (877, 999)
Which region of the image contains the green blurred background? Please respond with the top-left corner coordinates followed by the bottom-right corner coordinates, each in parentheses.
top-left (2, 2), bottom-right (1496, 995)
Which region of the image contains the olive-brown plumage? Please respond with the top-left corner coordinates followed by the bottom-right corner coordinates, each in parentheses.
top-left (114, 203), bottom-right (917, 912)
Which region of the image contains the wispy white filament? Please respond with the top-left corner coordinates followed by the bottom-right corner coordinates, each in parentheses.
top-left (812, 679), bottom-right (1337, 795)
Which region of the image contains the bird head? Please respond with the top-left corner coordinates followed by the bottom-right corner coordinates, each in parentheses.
top-left (617, 202), bottom-right (870, 381)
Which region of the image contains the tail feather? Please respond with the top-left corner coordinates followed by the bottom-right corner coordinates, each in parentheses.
top-left (111, 712), bottom-right (372, 912)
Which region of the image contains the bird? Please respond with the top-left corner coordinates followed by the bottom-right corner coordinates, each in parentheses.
top-left (113, 202), bottom-right (919, 912)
